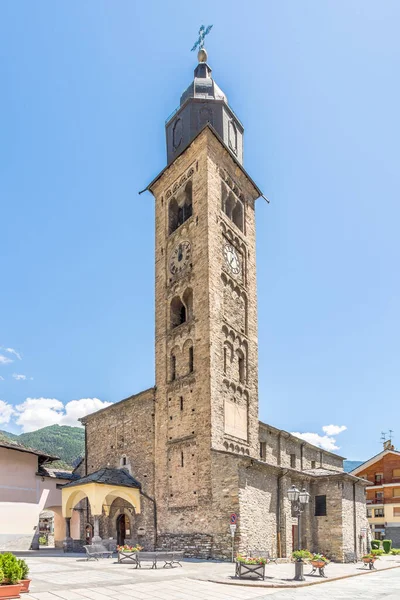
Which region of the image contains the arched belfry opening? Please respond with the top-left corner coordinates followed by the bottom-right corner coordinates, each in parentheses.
top-left (169, 181), bottom-right (193, 235)
top-left (170, 296), bottom-right (186, 328)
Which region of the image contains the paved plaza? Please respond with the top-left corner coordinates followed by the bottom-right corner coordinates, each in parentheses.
top-left (16, 552), bottom-right (400, 600)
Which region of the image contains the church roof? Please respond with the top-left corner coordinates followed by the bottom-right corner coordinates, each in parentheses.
top-left (62, 467), bottom-right (141, 489)
top-left (179, 60), bottom-right (228, 106)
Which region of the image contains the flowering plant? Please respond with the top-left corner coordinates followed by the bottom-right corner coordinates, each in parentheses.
top-left (236, 553), bottom-right (267, 565)
top-left (362, 553), bottom-right (379, 560)
top-left (292, 549), bottom-right (312, 561)
top-left (117, 544), bottom-right (143, 552)
top-left (311, 553), bottom-right (329, 564)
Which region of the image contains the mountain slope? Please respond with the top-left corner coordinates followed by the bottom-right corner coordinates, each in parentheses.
top-left (344, 460), bottom-right (363, 473)
top-left (0, 425), bottom-right (84, 468)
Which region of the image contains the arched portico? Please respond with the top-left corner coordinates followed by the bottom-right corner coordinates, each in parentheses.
top-left (61, 468), bottom-right (141, 545)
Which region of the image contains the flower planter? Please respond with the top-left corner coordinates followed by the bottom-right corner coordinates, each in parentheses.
top-left (20, 579), bottom-right (31, 593)
top-left (235, 561), bottom-right (265, 580)
top-left (309, 559), bottom-right (328, 577)
top-left (0, 583), bottom-right (23, 599)
top-left (362, 558), bottom-right (377, 570)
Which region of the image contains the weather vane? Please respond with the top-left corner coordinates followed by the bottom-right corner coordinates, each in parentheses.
top-left (191, 25), bottom-right (213, 52)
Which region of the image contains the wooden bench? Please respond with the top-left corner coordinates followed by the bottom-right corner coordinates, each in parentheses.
top-left (84, 544), bottom-right (114, 561)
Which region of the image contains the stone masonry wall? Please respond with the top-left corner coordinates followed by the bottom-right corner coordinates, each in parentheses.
top-left (82, 388), bottom-right (156, 549)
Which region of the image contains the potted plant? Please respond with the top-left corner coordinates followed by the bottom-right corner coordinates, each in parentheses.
top-left (235, 554), bottom-right (267, 580)
top-left (0, 553), bottom-right (23, 599)
top-left (310, 553), bottom-right (329, 568)
top-left (362, 553), bottom-right (379, 570)
top-left (291, 550), bottom-right (312, 581)
top-left (17, 560), bottom-right (30, 594)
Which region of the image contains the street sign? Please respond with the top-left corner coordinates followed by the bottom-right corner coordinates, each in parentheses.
top-left (230, 513), bottom-right (237, 524)
top-left (230, 524), bottom-right (237, 536)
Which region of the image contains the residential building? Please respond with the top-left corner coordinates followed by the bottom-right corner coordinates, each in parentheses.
top-left (351, 440), bottom-right (400, 545)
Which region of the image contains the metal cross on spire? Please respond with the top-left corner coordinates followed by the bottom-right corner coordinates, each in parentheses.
top-left (191, 25), bottom-right (213, 52)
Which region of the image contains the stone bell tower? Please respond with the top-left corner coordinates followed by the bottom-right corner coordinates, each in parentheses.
top-left (146, 45), bottom-right (262, 551)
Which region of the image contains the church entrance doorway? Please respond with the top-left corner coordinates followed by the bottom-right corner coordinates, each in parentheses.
top-left (116, 513), bottom-right (130, 546)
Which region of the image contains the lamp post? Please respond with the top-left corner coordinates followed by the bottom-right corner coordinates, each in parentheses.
top-left (288, 485), bottom-right (310, 581)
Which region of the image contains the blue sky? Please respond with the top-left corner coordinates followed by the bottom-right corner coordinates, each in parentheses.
top-left (0, 1), bottom-right (399, 460)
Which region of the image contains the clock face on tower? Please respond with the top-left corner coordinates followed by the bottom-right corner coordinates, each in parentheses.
top-left (169, 241), bottom-right (191, 276)
top-left (223, 243), bottom-right (241, 276)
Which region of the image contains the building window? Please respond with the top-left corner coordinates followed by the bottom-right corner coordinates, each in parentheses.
top-left (181, 451), bottom-right (184, 467)
top-left (375, 491), bottom-right (384, 501)
top-left (180, 396), bottom-right (184, 411)
top-left (375, 473), bottom-right (383, 485)
top-left (311, 460), bottom-right (316, 469)
top-left (170, 354), bottom-right (176, 381)
top-left (290, 454), bottom-right (296, 469)
top-left (393, 469), bottom-right (400, 479)
top-left (375, 508), bottom-right (384, 518)
top-left (260, 442), bottom-right (266, 460)
top-left (315, 495), bottom-right (327, 517)
top-left (189, 346), bottom-right (194, 373)
top-left (238, 353), bottom-right (245, 383)
top-left (393, 507), bottom-right (400, 517)
top-left (367, 508), bottom-right (372, 518)
top-left (122, 456), bottom-right (127, 466)
top-left (223, 346), bottom-right (227, 374)
top-left (393, 488), bottom-right (400, 498)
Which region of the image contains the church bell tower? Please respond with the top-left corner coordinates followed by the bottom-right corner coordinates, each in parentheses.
top-left (146, 44), bottom-right (262, 544)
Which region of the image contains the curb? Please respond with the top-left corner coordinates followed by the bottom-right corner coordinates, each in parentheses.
top-left (207, 563), bottom-right (400, 589)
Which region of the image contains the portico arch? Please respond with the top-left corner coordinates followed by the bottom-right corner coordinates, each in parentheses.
top-left (61, 467), bottom-right (141, 545)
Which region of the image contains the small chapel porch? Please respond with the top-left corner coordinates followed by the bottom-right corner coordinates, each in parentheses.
top-left (61, 468), bottom-right (142, 551)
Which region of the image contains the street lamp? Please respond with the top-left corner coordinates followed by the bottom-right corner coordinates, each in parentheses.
top-left (288, 485), bottom-right (311, 581)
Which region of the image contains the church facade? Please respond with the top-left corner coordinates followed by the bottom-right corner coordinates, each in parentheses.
top-left (72, 48), bottom-right (368, 561)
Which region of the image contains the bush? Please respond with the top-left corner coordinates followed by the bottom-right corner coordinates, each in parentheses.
top-left (17, 559), bottom-right (29, 580)
top-left (382, 539), bottom-right (392, 554)
top-left (371, 540), bottom-right (381, 550)
top-left (0, 566), bottom-right (4, 585)
top-left (371, 548), bottom-right (384, 556)
top-left (0, 553), bottom-right (22, 584)
top-left (38, 536), bottom-right (47, 545)
top-left (391, 548), bottom-right (400, 555)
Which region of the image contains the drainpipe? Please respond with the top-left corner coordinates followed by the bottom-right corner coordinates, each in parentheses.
top-left (84, 423), bottom-right (90, 538)
top-left (277, 469), bottom-right (288, 558)
top-left (140, 490), bottom-right (158, 549)
top-left (353, 482), bottom-right (358, 559)
top-left (278, 432), bottom-right (282, 467)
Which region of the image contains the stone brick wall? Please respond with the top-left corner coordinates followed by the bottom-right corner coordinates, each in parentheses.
top-left (82, 388), bottom-right (156, 548)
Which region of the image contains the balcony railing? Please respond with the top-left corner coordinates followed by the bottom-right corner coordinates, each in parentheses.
top-left (366, 498), bottom-right (385, 505)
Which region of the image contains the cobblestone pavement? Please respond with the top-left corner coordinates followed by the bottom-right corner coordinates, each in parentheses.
top-left (19, 553), bottom-right (400, 600)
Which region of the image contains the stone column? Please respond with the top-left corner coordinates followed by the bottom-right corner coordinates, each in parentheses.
top-left (92, 515), bottom-right (102, 543)
top-left (63, 517), bottom-right (73, 552)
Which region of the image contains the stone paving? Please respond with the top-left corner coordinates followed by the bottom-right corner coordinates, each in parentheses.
top-left (17, 552), bottom-right (400, 600)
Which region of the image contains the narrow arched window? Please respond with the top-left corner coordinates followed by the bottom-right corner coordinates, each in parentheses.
top-left (171, 354), bottom-right (176, 381)
top-left (189, 346), bottom-right (194, 373)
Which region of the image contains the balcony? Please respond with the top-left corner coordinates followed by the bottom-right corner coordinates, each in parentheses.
top-left (366, 498), bottom-right (384, 505)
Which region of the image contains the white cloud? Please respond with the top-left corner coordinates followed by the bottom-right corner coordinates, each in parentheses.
top-left (322, 424), bottom-right (347, 436)
top-left (3, 348), bottom-right (22, 360)
top-left (0, 400), bottom-right (14, 425)
top-left (12, 374), bottom-right (27, 381)
top-left (0, 355), bottom-right (12, 365)
top-left (14, 397), bottom-right (112, 432)
top-left (291, 424), bottom-right (347, 452)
